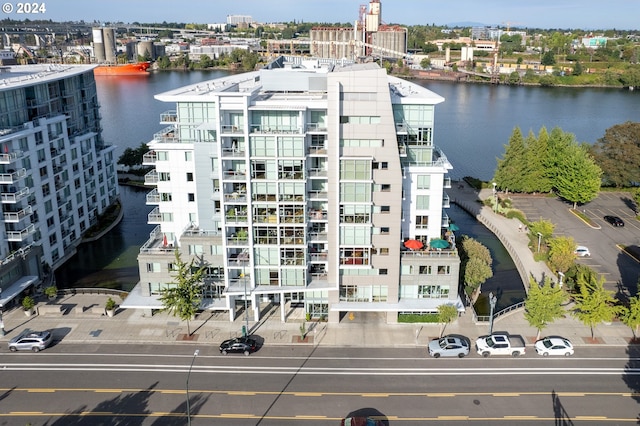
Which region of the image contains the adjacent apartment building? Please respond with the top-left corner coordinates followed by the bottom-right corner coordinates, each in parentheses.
top-left (123, 56), bottom-right (462, 324)
top-left (0, 64), bottom-right (119, 308)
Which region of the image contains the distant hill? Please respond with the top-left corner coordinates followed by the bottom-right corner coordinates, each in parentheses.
top-left (446, 22), bottom-right (490, 28)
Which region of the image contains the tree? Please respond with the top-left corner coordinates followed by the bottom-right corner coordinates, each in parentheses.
top-left (620, 292), bottom-right (640, 339)
top-left (159, 250), bottom-right (206, 336)
top-left (117, 142), bottom-right (149, 168)
top-left (524, 128), bottom-right (552, 193)
top-left (524, 276), bottom-right (567, 339)
top-left (547, 236), bottom-right (577, 274)
top-left (420, 57), bottom-right (431, 69)
top-left (493, 127), bottom-right (527, 192)
top-left (459, 236), bottom-right (493, 302)
top-left (437, 304), bottom-right (459, 337)
top-left (555, 143), bottom-right (602, 209)
top-left (591, 122), bottom-right (640, 188)
top-left (572, 272), bottom-right (622, 339)
top-left (572, 61), bottom-right (583, 76)
top-left (541, 50), bottom-right (556, 66)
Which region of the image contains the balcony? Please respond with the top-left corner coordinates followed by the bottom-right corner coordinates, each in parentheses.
top-left (223, 170), bottom-right (247, 181)
top-left (308, 190), bottom-right (328, 200)
top-left (1, 187), bottom-right (29, 203)
top-left (153, 126), bottom-right (178, 143)
top-left (443, 194), bottom-right (450, 208)
top-left (146, 188), bottom-right (160, 205)
top-left (142, 151), bottom-right (157, 165)
top-left (308, 168), bottom-right (328, 177)
top-left (220, 124), bottom-right (243, 134)
top-left (0, 168), bottom-right (27, 184)
top-left (3, 205), bottom-right (32, 222)
top-left (148, 207), bottom-right (162, 224)
top-left (6, 223), bottom-right (35, 241)
top-left (144, 170), bottom-right (159, 185)
top-left (306, 123), bottom-right (327, 133)
top-left (250, 125), bottom-right (301, 134)
top-left (443, 176), bottom-right (452, 188)
top-left (0, 150), bottom-right (22, 164)
top-left (309, 209), bottom-right (327, 221)
top-left (160, 110), bottom-right (177, 123)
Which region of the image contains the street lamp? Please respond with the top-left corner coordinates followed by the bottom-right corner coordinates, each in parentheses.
top-left (243, 268), bottom-right (249, 338)
top-left (0, 288), bottom-right (4, 337)
top-left (492, 182), bottom-right (497, 213)
top-left (186, 349), bottom-right (199, 426)
top-left (488, 292), bottom-right (497, 334)
top-left (537, 232), bottom-right (542, 253)
top-left (558, 271), bottom-right (565, 288)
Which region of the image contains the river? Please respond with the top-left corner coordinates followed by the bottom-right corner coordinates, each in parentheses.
top-left (54, 70), bottom-right (639, 313)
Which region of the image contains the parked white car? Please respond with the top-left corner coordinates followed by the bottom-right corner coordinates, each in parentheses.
top-left (534, 337), bottom-right (574, 357)
top-left (574, 246), bottom-right (591, 257)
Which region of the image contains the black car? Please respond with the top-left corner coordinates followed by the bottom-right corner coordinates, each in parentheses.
top-left (219, 337), bottom-right (257, 356)
top-left (604, 215), bottom-right (624, 227)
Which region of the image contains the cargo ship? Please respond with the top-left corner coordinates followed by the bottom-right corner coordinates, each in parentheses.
top-left (94, 61), bottom-right (151, 76)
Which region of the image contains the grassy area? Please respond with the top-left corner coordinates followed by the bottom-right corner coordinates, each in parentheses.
top-left (398, 313), bottom-right (439, 323)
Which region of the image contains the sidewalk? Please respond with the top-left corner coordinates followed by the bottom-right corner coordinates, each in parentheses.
top-left (0, 184), bottom-right (635, 351)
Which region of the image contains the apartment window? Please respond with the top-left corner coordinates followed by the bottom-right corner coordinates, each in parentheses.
top-left (188, 193), bottom-right (195, 202)
top-left (437, 265), bottom-right (451, 275)
top-left (380, 206), bottom-right (390, 214)
top-left (378, 247), bottom-right (389, 255)
top-left (380, 227), bottom-right (390, 235)
top-left (416, 195), bottom-right (430, 210)
top-left (159, 172), bottom-right (170, 181)
top-left (416, 215), bottom-right (429, 229)
top-left (379, 269), bottom-right (388, 275)
top-left (185, 152), bottom-right (192, 161)
top-left (42, 183), bottom-right (50, 197)
top-left (186, 172), bottom-right (194, 182)
top-left (417, 175), bottom-right (431, 189)
top-left (419, 265), bottom-right (432, 275)
top-left (146, 263), bottom-right (161, 273)
top-left (189, 245), bottom-right (204, 255)
top-left (419, 284), bottom-right (449, 298)
top-left (380, 184), bottom-right (391, 192)
top-left (39, 166), bottom-right (48, 178)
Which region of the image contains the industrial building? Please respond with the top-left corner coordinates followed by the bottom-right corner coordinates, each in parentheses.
top-left (0, 64), bottom-right (119, 309)
top-left (271, 0), bottom-right (408, 61)
top-left (122, 56), bottom-right (462, 325)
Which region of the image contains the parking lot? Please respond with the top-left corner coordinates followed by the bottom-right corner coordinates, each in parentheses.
top-left (509, 191), bottom-right (640, 297)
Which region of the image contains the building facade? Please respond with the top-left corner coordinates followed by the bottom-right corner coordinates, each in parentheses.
top-left (124, 57), bottom-right (461, 324)
top-left (0, 64), bottom-right (119, 307)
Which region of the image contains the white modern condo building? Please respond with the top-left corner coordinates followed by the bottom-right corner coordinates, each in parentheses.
top-left (125, 57), bottom-right (462, 324)
top-left (0, 64), bottom-right (119, 308)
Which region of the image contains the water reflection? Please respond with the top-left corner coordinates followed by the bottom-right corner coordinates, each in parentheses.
top-left (447, 204), bottom-right (525, 315)
top-left (54, 185), bottom-right (153, 291)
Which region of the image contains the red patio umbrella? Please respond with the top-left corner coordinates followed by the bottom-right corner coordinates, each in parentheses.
top-left (403, 239), bottom-right (424, 250)
top-left (162, 234), bottom-right (168, 247)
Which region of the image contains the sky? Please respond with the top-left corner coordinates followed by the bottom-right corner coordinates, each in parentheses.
top-left (4, 0), bottom-right (637, 30)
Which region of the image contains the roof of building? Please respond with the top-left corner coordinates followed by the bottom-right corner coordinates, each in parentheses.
top-left (0, 64), bottom-right (96, 91)
top-left (154, 57), bottom-right (444, 105)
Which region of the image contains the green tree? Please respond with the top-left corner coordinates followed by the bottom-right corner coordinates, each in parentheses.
top-left (437, 304), bottom-right (459, 337)
top-left (590, 121), bottom-right (640, 188)
top-left (620, 291), bottom-right (640, 339)
top-left (117, 142), bottom-right (149, 168)
top-left (493, 127), bottom-right (527, 192)
top-left (524, 276), bottom-right (567, 339)
top-left (525, 128), bottom-right (552, 193)
top-left (459, 236), bottom-right (493, 302)
top-left (159, 250), bottom-right (206, 336)
top-left (541, 50), bottom-right (556, 66)
top-left (420, 57), bottom-right (431, 69)
top-left (507, 71), bottom-right (520, 85)
top-left (572, 61), bottom-right (583, 76)
top-left (547, 236), bottom-right (577, 273)
top-left (572, 272), bottom-right (622, 339)
top-left (555, 143), bottom-right (602, 209)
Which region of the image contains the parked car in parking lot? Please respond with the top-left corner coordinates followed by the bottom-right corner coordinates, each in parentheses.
top-left (604, 215), bottom-right (624, 227)
top-left (534, 336), bottom-right (574, 357)
top-left (219, 336), bottom-right (257, 356)
top-left (428, 335), bottom-right (470, 358)
top-left (8, 330), bottom-right (52, 352)
top-left (574, 246), bottom-right (591, 257)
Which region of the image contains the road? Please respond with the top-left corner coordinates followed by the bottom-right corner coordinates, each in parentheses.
top-left (1, 343), bottom-right (639, 425)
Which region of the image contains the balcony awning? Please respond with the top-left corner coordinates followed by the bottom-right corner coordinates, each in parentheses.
top-left (0, 275), bottom-right (39, 307)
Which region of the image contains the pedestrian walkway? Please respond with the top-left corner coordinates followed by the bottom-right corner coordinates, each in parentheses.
top-left (0, 183), bottom-right (635, 351)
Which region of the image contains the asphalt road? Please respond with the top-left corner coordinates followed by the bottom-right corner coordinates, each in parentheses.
top-left (1, 343), bottom-right (639, 425)
top-left (510, 191), bottom-right (640, 296)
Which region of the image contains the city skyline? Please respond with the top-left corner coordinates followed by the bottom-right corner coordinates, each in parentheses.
top-left (3, 0), bottom-right (637, 31)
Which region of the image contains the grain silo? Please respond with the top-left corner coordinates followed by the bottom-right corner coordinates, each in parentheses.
top-left (92, 27), bottom-right (105, 63)
top-left (137, 41), bottom-right (155, 60)
top-left (102, 27), bottom-right (117, 63)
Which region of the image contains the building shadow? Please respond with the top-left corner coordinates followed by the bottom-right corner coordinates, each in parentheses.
top-left (623, 342), bottom-right (640, 422)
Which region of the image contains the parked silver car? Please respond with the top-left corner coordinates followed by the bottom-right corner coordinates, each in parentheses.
top-left (8, 330), bottom-right (53, 352)
top-left (428, 335), bottom-right (470, 358)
